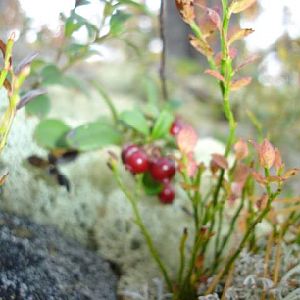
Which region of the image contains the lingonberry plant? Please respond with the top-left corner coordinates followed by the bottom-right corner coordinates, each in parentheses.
top-left (0, 34), bottom-right (41, 185)
top-left (106, 0), bottom-right (300, 299)
top-left (28, 0), bottom-right (150, 189)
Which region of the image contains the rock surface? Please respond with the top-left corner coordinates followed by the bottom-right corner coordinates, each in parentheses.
top-left (0, 211), bottom-right (118, 300)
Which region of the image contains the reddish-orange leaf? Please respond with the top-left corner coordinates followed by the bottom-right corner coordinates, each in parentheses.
top-left (194, 3), bottom-right (221, 31)
top-left (207, 8), bottom-right (221, 29)
top-left (282, 168), bottom-right (300, 180)
top-left (234, 162), bottom-right (250, 183)
top-left (235, 54), bottom-right (260, 72)
top-left (176, 125), bottom-right (198, 154)
top-left (211, 153), bottom-right (228, 170)
top-left (256, 193), bottom-right (268, 209)
top-left (175, 0), bottom-right (195, 24)
top-left (228, 28), bottom-right (254, 45)
top-left (252, 171), bottom-right (267, 186)
top-left (205, 69), bottom-right (225, 82)
top-left (215, 48), bottom-right (238, 65)
top-left (187, 154), bottom-right (198, 177)
top-left (274, 148), bottom-right (284, 172)
top-left (231, 76), bottom-right (252, 91)
top-left (0, 172), bottom-right (8, 186)
top-left (234, 138), bottom-right (249, 160)
top-left (229, 0), bottom-right (257, 14)
top-left (189, 35), bottom-right (214, 58)
top-left (259, 139), bottom-right (276, 169)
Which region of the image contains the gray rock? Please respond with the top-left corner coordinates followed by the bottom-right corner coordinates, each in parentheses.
top-left (0, 211), bottom-right (118, 300)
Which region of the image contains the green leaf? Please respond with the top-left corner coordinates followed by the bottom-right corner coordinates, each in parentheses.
top-left (75, 0), bottom-right (90, 7)
top-left (109, 11), bottom-right (131, 36)
top-left (65, 11), bottom-right (97, 38)
top-left (34, 119), bottom-right (71, 149)
top-left (25, 94), bottom-right (51, 118)
top-left (151, 110), bottom-right (174, 140)
top-left (41, 65), bottom-right (64, 85)
top-left (142, 172), bottom-right (163, 196)
top-left (117, 0), bottom-right (149, 13)
top-left (65, 14), bottom-right (82, 37)
top-left (62, 75), bottom-right (90, 96)
top-left (120, 109), bottom-right (149, 136)
top-left (104, 3), bottom-right (114, 17)
top-left (66, 121), bottom-right (122, 151)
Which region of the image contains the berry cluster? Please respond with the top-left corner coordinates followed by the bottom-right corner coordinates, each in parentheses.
top-left (121, 144), bottom-right (176, 204)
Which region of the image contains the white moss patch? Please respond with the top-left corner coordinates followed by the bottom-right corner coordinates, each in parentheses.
top-left (0, 94), bottom-right (236, 296)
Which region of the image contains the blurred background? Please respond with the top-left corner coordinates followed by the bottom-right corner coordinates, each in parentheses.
top-left (1, 0), bottom-right (300, 190)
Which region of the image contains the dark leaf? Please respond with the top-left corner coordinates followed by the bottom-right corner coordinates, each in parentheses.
top-left (0, 39), bottom-right (6, 58)
top-left (75, 0), bottom-right (90, 7)
top-left (27, 155), bottom-right (49, 169)
top-left (56, 173), bottom-right (71, 192)
top-left (15, 53), bottom-right (38, 75)
top-left (3, 78), bottom-right (12, 93)
top-left (49, 149), bottom-right (79, 164)
top-left (17, 89), bottom-right (47, 110)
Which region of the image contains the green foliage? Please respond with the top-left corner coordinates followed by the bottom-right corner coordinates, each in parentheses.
top-left (34, 119), bottom-right (71, 150)
top-left (120, 109), bottom-right (149, 136)
top-left (25, 94), bottom-right (51, 118)
top-left (66, 121), bottom-right (122, 151)
top-left (41, 65), bottom-right (65, 86)
top-left (109, 11), bottom-right (132, 36)
top-left (142, 172), bottom-right (163, 196)
top-left (151, 110), bottom-right (174, 140)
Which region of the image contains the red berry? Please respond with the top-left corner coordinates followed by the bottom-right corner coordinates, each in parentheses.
top-left (170, 119), bottom-right (183, 136)
top-left (159, 183), bottom-right (175, 204)
top-left (125, 150), bottom-right (149, 174)
top-left (150, 157), bottom-right (175, 181)
top-left (121, 144), bottom-right (139, 163)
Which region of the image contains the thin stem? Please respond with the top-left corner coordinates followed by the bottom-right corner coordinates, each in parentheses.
top-left (214, 194), bottom-right (226, 262)
top-left (91, 81), bottom-right (119, 125)
top-left (159, 0), bottom-right (168, 101)
top-left (177, 228), bottom-right (188, 285)
top-left (214, 189), bottom-right (246, 267)
top-left (113, 167), bottom-right (173, 291)
top-left (206, 188), bottom-right (281, 295)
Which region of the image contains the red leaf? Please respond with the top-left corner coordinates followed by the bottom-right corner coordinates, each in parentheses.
top-left (256, 193), bottom-right (268, 209)
top-left (230, 76), bottom-right (252, 91)
top-left (189, 35), bottom-right (214, 58)
top-left (211, 153), bottom-right (228, 170)
top-left (234, 163), bottom-right (250, 183)
top-left (205, 69), bottom-right (225, 82)
top-left (235, 54), bottom-right (260, 72)
top-left (252, 171), bottom-right (267, 185)
top-left (215, 48), bottom-right (238, 65)
top-left (234, 138), bottom-right (249, 160)
top-left (259, 139), bottom-right (276, 170)
top-left (274, 148), bottom-right (283, 172)
top-left (176, 125), bottom-right (198, 154)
